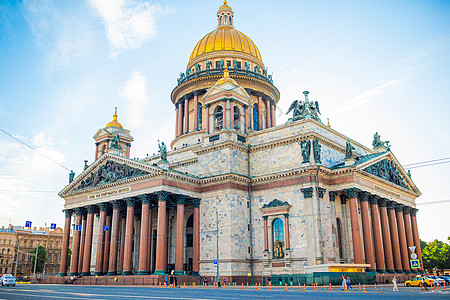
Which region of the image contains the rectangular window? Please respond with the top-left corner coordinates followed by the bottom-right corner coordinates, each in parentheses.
top-left (248, 247), bottom-right (250, 254)
top-left (216, 61), bottom-right (221, 69)
top-left (236, 61), bottom-right (241, 69)
top-left (186, 234), bottom-right (193, 247)
top-left (227, 60), bottom-right (231, 68)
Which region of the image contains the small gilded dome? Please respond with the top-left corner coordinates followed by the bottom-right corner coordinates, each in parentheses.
top-left (215, 68), bottom-right (238, 86)
top-left (218, 1), bottom-right (233, 14)
top-left (106, 107), bottom-right (123, 129)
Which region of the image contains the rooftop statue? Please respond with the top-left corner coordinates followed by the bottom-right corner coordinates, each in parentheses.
top-left (372, 132), bottom-right (390, 149)
top-left (245, 61), bottom-right (250, 71)
top-left (110, 135), bottom-right (121, 149)
top-left (158, 140), bottom-right (167, 162)
top-left (286, 91), bottom-right (321, 123)
top-left (345, 139), bottom-right (355, 159)
top-left (69, 170), bottom-right (75, 183)
top-left (206, 60), bottom-right (212, 70)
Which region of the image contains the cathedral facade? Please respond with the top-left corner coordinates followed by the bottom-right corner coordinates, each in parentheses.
top-left (58, 2), bottom-right (423, 280)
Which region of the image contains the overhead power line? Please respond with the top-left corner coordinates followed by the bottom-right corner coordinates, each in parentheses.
top-left (404, 157), bottom-right (450, 169)
top-left (0, 128), bottom-right (70, 172)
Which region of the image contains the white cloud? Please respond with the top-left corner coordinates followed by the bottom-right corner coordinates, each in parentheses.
top-left (0, 132), bottom-right (67, 228)
top-left (120, 71), bottom-right (149, 128)
top-left (336, 79), bottom-right (401, 112)
top-left (88, 0), bottom-right (163, 56)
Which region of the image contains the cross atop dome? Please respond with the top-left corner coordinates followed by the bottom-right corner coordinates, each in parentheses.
top-left (217, 0), bottom-right (234, 28)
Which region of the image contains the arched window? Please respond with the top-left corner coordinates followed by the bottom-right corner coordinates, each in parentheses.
top-left (214, 105), bottom-right (223, 131)
top-left (273, 218), bottom-right (285, 259)
top-left (219, 16), bottom-right (222, 25)
top-left (229, 16), bottom-right (232, 25)
top-left (336, 218), bottom-right (344, 259)
top-left (7, 249), bottom-right (10, 254)
top-left (253, 104), bottom-right (259, 130)
top-left (198, 104), bottom-right (202, 129)
top-left (1, 248), bottom-right (4, 254)
top-left (233, 106), bottom-right (240, 130)
top-left (1, 259), bottom-right (3, 264)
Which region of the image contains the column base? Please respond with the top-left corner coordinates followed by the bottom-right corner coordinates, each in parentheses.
top-left (366, 268), bottom-right (376, 272)
top-left (57, 272), bottom-right (66, 277)
top-left (94, 271), bottom-right (103, 276)
top-left (153, 270), bottom-right (167, 275)
top-left (121, 271), bottom-right (132, 276)
top-left (137, 271), bottom-right (149, 275)
top-left (106, 271), bottom-right (117, 276)
top-left (376, 269), bottom-right (386, 273)
top-left (174, 271), bottom-right (184, 275)
top-left (411, 269), bottom-right (419, 273)
top-left (69, 272), bottom-right (78, 276)
top-left (395, 269), bottom-right (403, 274)
top-left (386, 269), bottom-right (396, 274)
top-left (191, 271), bottom-right (199, 276)
top-left (81, 272), bottom-right (91, 276)
top-left (403, 270), bottom-right (412, 274)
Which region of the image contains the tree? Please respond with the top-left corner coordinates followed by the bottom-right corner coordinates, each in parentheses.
top-left (421, 238), bottom-right (450, 272)
top-left (30, 245), bottom-right (47, 273)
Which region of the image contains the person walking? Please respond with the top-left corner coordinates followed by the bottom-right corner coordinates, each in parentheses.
top-left (114, 276), bottom-right (118, 286)
top-left (392, 276), bottom-right (398, 291)
top-left (174, 275), bottom-right (177, 288)
top-left (346, 276), bottom-right (353, 290)
top-left (164, 275), bottom-right (169, 287)
top-left (342, 275), bottom-right (347, 291)
top-left (210, 277), bottom-right (214, 286)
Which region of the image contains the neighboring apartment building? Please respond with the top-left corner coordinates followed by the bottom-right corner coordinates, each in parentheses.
top-left (0, 225), bottom-right (69, 278)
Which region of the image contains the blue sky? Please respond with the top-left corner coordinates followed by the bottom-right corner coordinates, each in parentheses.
top-left (0, 0), bottom-right (449, 242)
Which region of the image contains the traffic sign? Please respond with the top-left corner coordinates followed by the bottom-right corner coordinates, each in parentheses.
top-left (25, 221), bottom-right (32, 227)
top-left (50, 223), bottom-right (56, 230)
top-left (409, 246), bottom-right (416, 253)
top-left (104, 225), bottom-right (109, 231)
top-left (411, 253), bottom-right (418, 259)
top-left (410, 259), bottom-right (420, 269)
top-left (213, 259), bottom-right (218, 265)
top-left (76, 225), bottom-right (82, 231)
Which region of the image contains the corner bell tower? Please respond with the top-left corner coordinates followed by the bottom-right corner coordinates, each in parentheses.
top-left (93, 108), bottom-right (133, 160)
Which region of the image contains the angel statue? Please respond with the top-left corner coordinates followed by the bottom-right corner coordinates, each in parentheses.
top-left (158, 140), bottom-right (167, 162)
top-left (286, 91), bottom-right (321, 123)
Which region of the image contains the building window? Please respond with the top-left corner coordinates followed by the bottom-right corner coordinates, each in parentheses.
top-left (198, 104), bottom-right (202, 129)
top-left (214, 105), bottom-right (223, 131)
top-left (272, 218), bottom-right (285, 259)
top-left (226, 60), bottom-right (231, 68)
top-left (253, 104), bottom-right (259, 130)
top-left (215, 61), bottom-right (221, 69)
top-left (233, 106), bottom-right (240, 130)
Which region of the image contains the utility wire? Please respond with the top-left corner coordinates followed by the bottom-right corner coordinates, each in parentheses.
top-left (0, 128), bottom-right (70, 172)
top-left (404, 157), bottom-right (450, 167)
top-left (406, 160), bottom-right (450, 169)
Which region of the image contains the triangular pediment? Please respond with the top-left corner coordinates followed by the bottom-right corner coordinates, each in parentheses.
top-left (59, 154), bottom-right (159, 197)
top-left (203, 80), bottom-right (251, 106)
top-left (356, 151), bottom-right (420, 195)
top-left (93, 127), bottom-right (133, 142)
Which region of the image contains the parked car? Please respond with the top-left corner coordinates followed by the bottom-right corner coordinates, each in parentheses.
top-left (404, 276), bottom-right (435, 287)
top-left (425, 275), bottom-right (445, 285)
top-left (0, 274), bottom-right (16, 287)
top-left (439, 276), bottom-right (450, 284)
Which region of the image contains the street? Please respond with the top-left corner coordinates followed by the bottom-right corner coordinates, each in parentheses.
top-left (0, 284), bottom-right (448, 299)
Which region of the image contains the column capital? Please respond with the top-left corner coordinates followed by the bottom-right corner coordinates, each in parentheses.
top-left (175, 194), bottom-right (188, 205)
top-left (369, 194), bottom-right (380, 205)
top-left (192, 198), bottom-right (201, 208)
top-left (263, 216), bottom-right (268, 221)
top-left (156, 191), bottom-right (170, 202)
top-left (124, 197), bottom-right (136, 207)
top-left (283, 213), bottom-right (289, 219)
top-left (403, 206), bottom-right (412, 214)
top-left (358, 191), bottom-right (370, 202)
top-left (86, 205), bottom-right (97, 214)
top-left (300, 187), bottom-right (313, 198)
top-left (317, 187), bottom-right (326, 199)
top-left (344, 187), bottom-right (360, 199)
top-left (243, 104), bottom-right (249, 109)
top-left (64, 209), bottom-right (73, 218)
top-left (74, 207), bottom-right (85, 216)
top-left (184, 94), bottom-right (189, 100)
top-left (194, 90), bottom-right (199, 96)
top-left (395, 203), bottom-right (404, 212)
top-left (139, 194), bottom-right (152, 204)
top-left (340, 194), bottom-right (348, 204)
top-left (410, 208), bottom-right (418, 216)
top-left (387, 200), bottom-right (397, 210)
top-left (329, 191), bottom-right (337, 202)
top-left (98, 202), bottom-right (109, 212)
top-left (111, 200), bottom-right (123, 210)
top-left (378, 197), bottom-right (388, 207)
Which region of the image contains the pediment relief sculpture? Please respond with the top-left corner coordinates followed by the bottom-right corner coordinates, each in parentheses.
top-left (363, 159), bottom-right (409, 190)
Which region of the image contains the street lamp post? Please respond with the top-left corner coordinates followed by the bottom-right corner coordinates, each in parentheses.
top-left (14, 236), bottom-right (22, 278)
top-left (33, 242), bottom-right (39, 279)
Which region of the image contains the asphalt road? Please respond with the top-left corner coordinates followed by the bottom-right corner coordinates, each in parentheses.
top-left (0, 284), bottom-right (448, 299)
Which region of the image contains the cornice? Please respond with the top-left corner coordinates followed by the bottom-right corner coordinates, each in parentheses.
top-left (193, 140), bottom-right (248, 155)
top-left (168, 158), bottom-right (198, 169)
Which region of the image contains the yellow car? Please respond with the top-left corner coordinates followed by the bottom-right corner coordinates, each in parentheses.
top-left (404, 276), bottom-right (436, 287)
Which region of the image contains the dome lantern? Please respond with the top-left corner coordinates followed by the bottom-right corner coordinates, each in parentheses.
top-left (217, 1), bottom-right (234, 28)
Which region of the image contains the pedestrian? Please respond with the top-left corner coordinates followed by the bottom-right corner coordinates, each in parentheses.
top-left (218, 277), bottom-right (221, 287)
top-left (165, 275), bottom-right (169, 287)
top-left (210, 277), bottom-right (213, 286)
top-left (392, 276), bottom-right (398, 291)
top-left (174, 275), bottom-right (177, 287)
top-left (70, 276), bottom-right (74, 284)
top-left (223, 277), bottom-right (226, 287)
top-left (342, 275), bottom-right (347, 291)
top-left (114, 276), bottom-right (118, 286)
top-left (346, 277), bottom-right (353, 290)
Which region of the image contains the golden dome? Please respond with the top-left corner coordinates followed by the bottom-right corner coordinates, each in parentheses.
top-left (106, 107), bottom-right (123, 129)
top-left (188, 2), bottom-right (262, 63)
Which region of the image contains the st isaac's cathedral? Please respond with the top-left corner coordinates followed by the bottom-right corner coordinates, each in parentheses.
top-left (57, 2), bottom-right (423, 283)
